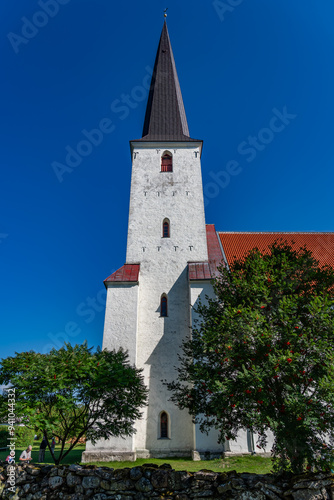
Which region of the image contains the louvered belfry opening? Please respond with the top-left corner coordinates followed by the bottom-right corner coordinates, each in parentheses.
top-left (161, 152), bottom-right (173, 172)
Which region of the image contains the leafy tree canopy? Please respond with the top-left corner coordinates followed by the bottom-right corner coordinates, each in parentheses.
top-left (166, 241), bottom-right (334, 473)
top-left (0, 343), bottom-right (148, 464)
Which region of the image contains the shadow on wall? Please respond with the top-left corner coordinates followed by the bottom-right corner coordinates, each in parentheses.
top-left (142, 268), bottom-right (256, 457)
top-left (145, 268), bottom-right (193, 456)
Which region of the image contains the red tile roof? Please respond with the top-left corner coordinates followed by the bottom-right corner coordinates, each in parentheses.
top-left (218, 232), bottom-right (334, 269)
top-left (188, 224), bottom-right (224, 280)
top-left (104, 264), bottom-right (140, 284)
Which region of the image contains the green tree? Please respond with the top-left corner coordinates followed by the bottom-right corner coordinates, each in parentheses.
top-left (0, 343), bottom-right (148, 464)
top-left (165, 242), bottom-right (334, 473)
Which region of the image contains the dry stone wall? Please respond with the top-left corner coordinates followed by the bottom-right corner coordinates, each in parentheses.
top-left (0, 461), bottom-right (334, 499)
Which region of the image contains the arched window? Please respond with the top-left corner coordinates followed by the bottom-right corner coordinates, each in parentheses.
top-left (162, 218), bottom-right (170, 238)
top-left (160, 412), bottom-right (168, 438)
top-left (161, 151), bottom-right (173, 172)
top-left (160, 295), bottom-right (168, 317)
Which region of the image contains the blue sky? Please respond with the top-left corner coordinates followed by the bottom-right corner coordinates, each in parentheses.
top-left (1, 0), bottom-right (333, 360)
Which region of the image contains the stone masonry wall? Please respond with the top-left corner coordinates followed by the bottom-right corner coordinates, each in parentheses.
top-left (0, 462), bottom-right (334, 500)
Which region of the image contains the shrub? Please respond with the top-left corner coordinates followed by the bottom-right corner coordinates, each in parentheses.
top-left (15, 426), bottom-right (36, 447)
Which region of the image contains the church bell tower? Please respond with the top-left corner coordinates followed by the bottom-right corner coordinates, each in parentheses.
top-left (83, 21), bottom-right (224, 462)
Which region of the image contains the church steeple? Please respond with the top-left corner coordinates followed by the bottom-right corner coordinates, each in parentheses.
top-left (84, 17), bottom-right (211, 464)
top-left (139, 22), bottom-right (197, 142)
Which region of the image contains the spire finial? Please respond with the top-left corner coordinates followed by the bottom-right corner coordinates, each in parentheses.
top-left (164, 8), bottom-right (168, 19)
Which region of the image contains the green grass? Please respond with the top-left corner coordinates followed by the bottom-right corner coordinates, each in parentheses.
top-left (0, 443), bottom-right (272, 473)
top-left (90, 455), bottom-right (273, 474)
top-left (0, 443), bottom-right (85, 465)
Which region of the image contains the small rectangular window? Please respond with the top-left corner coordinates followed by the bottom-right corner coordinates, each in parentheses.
top-left (161, 296), bottom-right (168, 317)
top-left (163, 222), bottom-right (170, 238)
top-left (160, 412), bottom-right (168, 438)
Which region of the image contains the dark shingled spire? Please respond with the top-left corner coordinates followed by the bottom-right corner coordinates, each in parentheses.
top-left (139, 22), bottom-right (198, 142)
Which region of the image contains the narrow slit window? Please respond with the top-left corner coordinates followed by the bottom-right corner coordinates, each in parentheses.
top-left (161, 152), bottom-right (173, 172)
top-left (160, 412), bottom-right (168, 438)
top-left (160, 295), bottom-right (168, 317)
top-left (163, 219), bottom-right (170, 238)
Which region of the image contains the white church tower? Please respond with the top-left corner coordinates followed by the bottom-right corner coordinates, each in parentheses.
top-left (83, 21), bottom-right (226, 462)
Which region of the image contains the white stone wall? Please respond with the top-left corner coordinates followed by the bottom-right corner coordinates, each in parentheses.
top-left (102, 283), bottom-right (139, 364)
top-left (85, 283), bottom-right (139, 455)
top-left (126, 142), bottom-right (208, 264)
top-left (134, 263), bottom-right (194, 456)
top-left (128, 142), bottom-right (208, 456)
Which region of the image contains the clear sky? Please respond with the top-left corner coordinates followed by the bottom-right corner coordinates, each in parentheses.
top-left (1, 0), bottom-right (333, 361)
